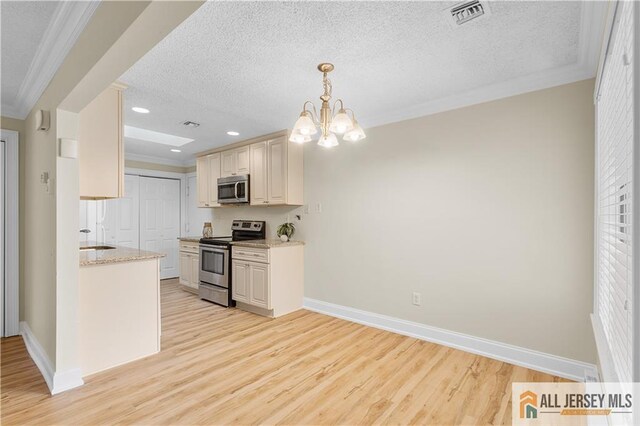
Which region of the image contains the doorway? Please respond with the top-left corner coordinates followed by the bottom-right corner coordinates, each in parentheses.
top-left (0, 129), bottom-right (19, 337)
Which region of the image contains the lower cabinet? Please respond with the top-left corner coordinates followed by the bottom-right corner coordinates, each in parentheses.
top-left (231, 244), bottom-right (304, 317)
top-left (179, 252), bottom-right (191, 286)
top-left (232, 260), bottom-right (269, 309)
top-left (179, 241), bottom-right (200, 292)
top-left (249, 263), bottom-right (269, 308)
top-left (232, 260), bottom-right (250, 302)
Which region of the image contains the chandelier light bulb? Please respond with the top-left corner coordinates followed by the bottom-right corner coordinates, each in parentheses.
top-left (318, 133), bottom-right (339, 148)
top-left (289, 131), bottom-right (312, 144)
top-left (343, 119), bottom-right (366, 142)
top-left (329, 109), bottom-right (354, 134)
top-left (293, 113), bottom-right (317, 135)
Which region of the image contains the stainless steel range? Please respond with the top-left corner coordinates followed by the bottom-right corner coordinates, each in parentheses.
top-left (199, 220), bottom-right (265, 306)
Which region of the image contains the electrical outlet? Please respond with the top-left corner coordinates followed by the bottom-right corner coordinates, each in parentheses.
top-left (315, 202), bottom-right (322, 213)
top-left (412, 292), bottom-right (421, 306)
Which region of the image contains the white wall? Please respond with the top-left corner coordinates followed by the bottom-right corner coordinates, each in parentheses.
top-left (213, 79), bottom-right (597, 364)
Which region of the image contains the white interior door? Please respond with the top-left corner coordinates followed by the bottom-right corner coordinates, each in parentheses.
top-left (99, 199), bottom-right (116, 245)
top-left (79, 201), bottom-right (98, 244)
top-left (115, 175), bottom-right (140, 248)
top-left (98, 175), bottom-right (140, 248)
top-left (140, 177), bottom-right (180, 279)
top-left (0, 141), bottom-right (4, 337)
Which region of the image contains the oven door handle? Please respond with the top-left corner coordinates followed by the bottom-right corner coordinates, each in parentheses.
top-left (234, 181), bottom-right (239, 200)
top-left (201, 246), bottom-right (228, 254)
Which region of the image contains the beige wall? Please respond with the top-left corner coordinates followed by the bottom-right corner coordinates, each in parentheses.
top-left (0, 116), bottom-right (26, 321)
top-left (23, 107), bottom-right (58, 363)
top-left (301, 78), bottom-right (596, 362)
top-left (240, 79), bottom-right (595, 363)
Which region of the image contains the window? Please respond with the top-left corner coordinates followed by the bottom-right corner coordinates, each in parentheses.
top-left (594, 0), bottom-right (636, 383)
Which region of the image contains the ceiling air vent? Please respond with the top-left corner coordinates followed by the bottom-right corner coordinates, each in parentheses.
top-left (449, 0), bottom-right (489, 26)
top-left (181, 120), bottom-right (200, 128)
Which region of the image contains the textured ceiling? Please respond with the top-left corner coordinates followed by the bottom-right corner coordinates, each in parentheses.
top-left (121, 1), bottom-right (586, 163)
top-left (1, 1), bottom-right (59, 106)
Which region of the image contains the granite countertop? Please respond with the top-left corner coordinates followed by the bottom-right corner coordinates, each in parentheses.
top-left (230, 239), bottom-right (305, 249)
top-left (178, 236), bottom-right (202, 243)
top-left (80, 241), bottom-right (165, 266)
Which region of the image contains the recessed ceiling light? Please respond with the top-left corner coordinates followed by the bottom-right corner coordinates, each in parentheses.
top-left (227, 131), bottom-right (240, 136)
top-left (170, 149), bottom-right (181, 153)
top-left (132, 107), bottom-right (150, 114)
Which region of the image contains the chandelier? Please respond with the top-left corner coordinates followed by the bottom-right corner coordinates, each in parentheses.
top-left (290, 63), bottom-right (366, 148)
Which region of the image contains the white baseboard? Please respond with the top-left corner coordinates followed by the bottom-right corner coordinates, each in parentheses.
top-left (303, 298), bottom-right (598, 382)
top-left (19, 321), bottom-right (84, 395)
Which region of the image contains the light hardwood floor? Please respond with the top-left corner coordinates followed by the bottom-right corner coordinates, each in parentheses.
top-left (1, 279), bottom-right (567, 425)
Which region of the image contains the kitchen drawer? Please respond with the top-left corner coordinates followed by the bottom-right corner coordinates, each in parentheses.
top-left (199, 283), bottom-right (229, 306)
top-left (232, 247), bottom-right (269, 263)
top-left (180, 241), bottom-right (199, 254)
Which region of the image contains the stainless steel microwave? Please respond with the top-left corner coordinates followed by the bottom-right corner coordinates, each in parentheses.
top-left (217, 175), bottom-right (249, 204)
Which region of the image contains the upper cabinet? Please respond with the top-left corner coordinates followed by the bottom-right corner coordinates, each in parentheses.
top-left (249, 142), bottom-right (267, 205)
top-left (196, 156), bottom-right (209, 207)
top-left (208, 153), bottom-right (221, 206)
top-left (221, 146), bottom-right (250, 177)
top-left (196, 130), bottom-right (303, 208)
top-left (250, 136), bottom-right (302, 206)
top-left (197, 153), bottom-right (221, 207)
top-left (79, 83), bottom-right (126, 199)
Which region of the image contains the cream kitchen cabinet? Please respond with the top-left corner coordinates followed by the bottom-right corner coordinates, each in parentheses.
top-left (221, 146), bottom-right (250, 177)
top-left (196, 156), bottom-right (209, 207)
top-left (196, 130), bottom-right (303, 207)
top-left (231, 261), bottom-right (269, 309)
top-left (79, 83), bottom-right (126, 199)
top-left (249, 141), bottom-right (268, 204)
top-left (207, 153), bottom-right (221, 206)
top-left (179, 240), bottom-right (200, 292)
top-left (231, 244), bottom-right (304, 317)
top-left (249, 136), bottom-right (303, 206)
top-left (196, 153), bottom-right (221, 207)
top-left (231, 260), bottom-right (250, 302)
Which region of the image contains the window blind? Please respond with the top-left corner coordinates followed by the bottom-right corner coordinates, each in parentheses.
top-left (595, 0), bottom-right (635, 383)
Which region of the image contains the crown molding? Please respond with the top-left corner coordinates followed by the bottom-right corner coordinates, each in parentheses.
top-left (2, 1), bottom-right (99, 120)
top-left (362, 1), bottom-right (609, 128)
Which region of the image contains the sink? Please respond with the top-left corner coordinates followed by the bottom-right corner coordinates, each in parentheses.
top-left (80, 245), bottom-right (116, 251)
